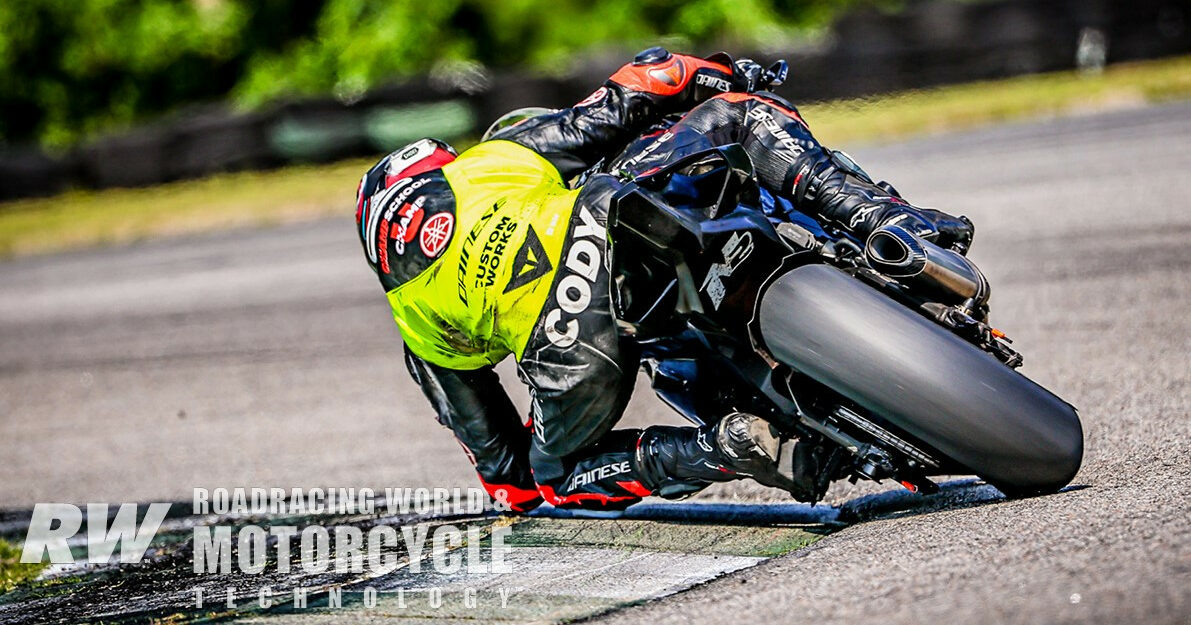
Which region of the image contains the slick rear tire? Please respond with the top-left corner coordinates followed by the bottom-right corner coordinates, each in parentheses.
top-left (758, 264), bottom-right (1083, 494)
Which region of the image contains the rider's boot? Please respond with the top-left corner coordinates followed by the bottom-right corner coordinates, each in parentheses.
top-left (633, 412), bottom-right (821, 501)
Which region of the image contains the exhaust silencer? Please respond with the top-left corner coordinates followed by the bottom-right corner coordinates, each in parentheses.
top-left (865, 225), bottom-right (990, 306)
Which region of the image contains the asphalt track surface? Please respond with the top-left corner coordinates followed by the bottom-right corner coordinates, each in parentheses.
top-left (1, 101), bottom-right (1189, 624)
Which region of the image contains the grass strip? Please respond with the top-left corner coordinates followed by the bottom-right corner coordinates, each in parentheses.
top-left (803, 55), bottom-right (1191, 145)
top-left (0, 539), bottom-right (44, 595)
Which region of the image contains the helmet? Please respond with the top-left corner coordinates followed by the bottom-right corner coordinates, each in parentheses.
top-left (355, 138), bottom-right (457, 239)
top-left (481, 107), bottom-right (557, 142)
top-left (383, 138), bottom-right (457, 186)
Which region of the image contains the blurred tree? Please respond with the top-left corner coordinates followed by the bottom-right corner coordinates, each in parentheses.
top-left (0, 0), bottom-right (857, 149)
top-left (0, 0), bottom-right (259, 147)
top-left (233, 0), bottom-right (858, 107)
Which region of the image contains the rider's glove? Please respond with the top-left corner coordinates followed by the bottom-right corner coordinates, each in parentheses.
top-left (727, 57), bottom-right (788, 93)
top-left (729, 58), bottom-right (765, 92)
top-left (696, 53), bottom-right (788, 94)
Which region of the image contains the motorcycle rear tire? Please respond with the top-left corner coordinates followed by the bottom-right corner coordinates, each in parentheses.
top-left (757, 264), bottom-right (1083, 495)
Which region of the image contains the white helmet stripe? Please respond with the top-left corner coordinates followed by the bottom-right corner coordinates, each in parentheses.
top-left (365, 177), bottom-right (412, 264)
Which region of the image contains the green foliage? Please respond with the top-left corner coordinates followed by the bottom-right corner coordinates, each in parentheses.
top-left (0, 0), bottom-right (251, 147)
top-left (0, 538), bottom-right (45, 594)
top-left (0, 0), bottom-right (856, 148)
top-left (233, 0), bottom-right (856, 106)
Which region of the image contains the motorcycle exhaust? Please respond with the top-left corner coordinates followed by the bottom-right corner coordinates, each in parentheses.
top-left (865, 224), bottom-right (990, 306)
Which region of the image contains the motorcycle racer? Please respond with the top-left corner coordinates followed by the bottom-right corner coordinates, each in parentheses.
top-left (355, 47), bottom-right (974, 511)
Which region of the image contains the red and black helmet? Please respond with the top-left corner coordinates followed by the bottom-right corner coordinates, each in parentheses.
top-left (382, 138), bottom-right (457, 185)
top-left (355, 138), bottom-right (457, 232)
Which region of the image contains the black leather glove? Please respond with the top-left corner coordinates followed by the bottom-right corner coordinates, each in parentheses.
top-left (726, 57), bottom-right (788, 92)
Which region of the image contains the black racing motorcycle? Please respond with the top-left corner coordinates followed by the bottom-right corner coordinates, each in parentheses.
top-left (604, 143), bottom-right (1083, 501)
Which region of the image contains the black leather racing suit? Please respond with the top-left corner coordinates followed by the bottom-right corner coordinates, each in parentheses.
top-left (396, 48), bottom-right (974, 511)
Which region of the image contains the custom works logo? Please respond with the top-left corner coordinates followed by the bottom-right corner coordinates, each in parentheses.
top-left (20, 487), bottom-right (520, 613)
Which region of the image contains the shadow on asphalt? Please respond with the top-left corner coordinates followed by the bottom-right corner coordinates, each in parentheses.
top-left (836, 480), bottom-right (1090, 525)
top-left (0, 480), bottom-right (1091, 540)
top-left (529, 479), bottom-right (1091, 529)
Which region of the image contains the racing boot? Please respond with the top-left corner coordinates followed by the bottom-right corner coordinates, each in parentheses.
top-left (714, 412), bottom-right (825, 501)
top-left (633, 412), bottom-right (820, 501)
top-left (790, 149), bottom-right (975, 252)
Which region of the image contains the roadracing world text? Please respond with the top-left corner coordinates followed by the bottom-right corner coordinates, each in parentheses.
top-left (21, 487), bottom-right (521, 614)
